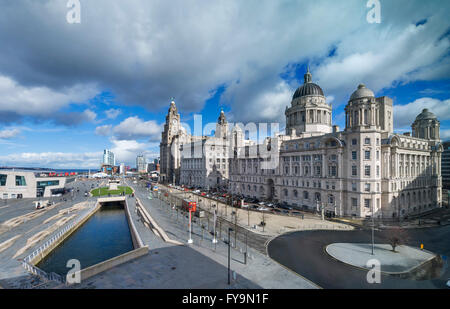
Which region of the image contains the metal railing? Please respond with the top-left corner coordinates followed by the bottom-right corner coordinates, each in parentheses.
top-left (21, 199), bottom-right (98, 285)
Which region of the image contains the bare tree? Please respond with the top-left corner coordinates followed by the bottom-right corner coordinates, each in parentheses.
top-left (386, 228), bottom-right (410, 252)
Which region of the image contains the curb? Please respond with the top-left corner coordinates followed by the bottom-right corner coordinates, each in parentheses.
top-left (324, 243), bottom-right (438, 276)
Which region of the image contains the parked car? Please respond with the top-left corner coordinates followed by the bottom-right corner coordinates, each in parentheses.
top-left (258, 207), bottom-right (269, 212)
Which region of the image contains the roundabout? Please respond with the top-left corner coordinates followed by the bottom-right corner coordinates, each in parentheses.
top-left (267, 225), bottom-right (450, 289)
top-left (325, 243), bottom-right (436, 274)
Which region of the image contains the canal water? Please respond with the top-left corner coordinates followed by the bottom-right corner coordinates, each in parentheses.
top-left (38, 202), bottom-right (134, 276)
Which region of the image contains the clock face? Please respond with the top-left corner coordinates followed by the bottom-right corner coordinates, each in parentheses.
top-left (172, 119), bottom-right (178, 126)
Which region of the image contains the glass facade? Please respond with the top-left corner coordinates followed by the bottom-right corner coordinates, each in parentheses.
top-left (0, 174), bottom-right (6, 186)
top-left (37, 180), bottom-right (60, 197)
top-left (15, 176), bottom-right (26, 186)
top-left (37, 180), bottom-right (60, 187)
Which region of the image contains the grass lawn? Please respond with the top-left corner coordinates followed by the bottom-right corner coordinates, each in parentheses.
top-left (91, 186), bottom-right (133, 197)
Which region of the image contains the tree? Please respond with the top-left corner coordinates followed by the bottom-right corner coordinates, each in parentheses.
top-left (386, 228), bottom-right (409, 252)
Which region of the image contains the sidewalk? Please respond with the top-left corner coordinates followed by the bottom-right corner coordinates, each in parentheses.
top-left (125, 181), bottom-right (318, 289)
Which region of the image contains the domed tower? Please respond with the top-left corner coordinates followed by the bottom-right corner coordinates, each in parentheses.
top-left (285, 68), bottom-right (332, 136)
top-left (345, 84), bottom-right (377, 131)
top-left (215, 109), bottom-right (229, 139)
top-left (412, 109), bottom-right (440, 140)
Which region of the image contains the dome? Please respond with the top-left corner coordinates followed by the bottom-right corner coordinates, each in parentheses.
top-left (350, 84), bottom-right (375, 101)
top-left (292, 68), bottom-right (324, 99)
top-left (415, 109), bottom-right (437, 121)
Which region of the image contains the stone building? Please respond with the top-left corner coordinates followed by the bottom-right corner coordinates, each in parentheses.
top-left (228, 70), bottom-right (443, 219)
top-left (159, 99), bottom-right (205, 184)
top-left (179, 111), bottom-right (233, 190)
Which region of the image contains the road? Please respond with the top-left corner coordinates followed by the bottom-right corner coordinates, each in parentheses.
top-left (267, 226), bottom-right (450, 289)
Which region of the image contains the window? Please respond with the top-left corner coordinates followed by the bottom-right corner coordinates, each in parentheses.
top-left (15, 176), bottom-right (26, 186)
top-left (352, 139), bottom-right (357, 145)
top-left (364, 199), bottom-right (371, 208)
top-left (0, 174), bottom-right (6, 186)
top-left (352, 198), bottom-right (358, 208)
top-left (37, 180), bottom-right (60, 187)
top-left (376, 165), bottom-right (380, 177)
top-left (365, 165), bottom-right (371, 176)
top-left (303, 191), bottom-right (309, 199)
top-left (329, 165), bottom-right (337, 177)
top-left (352, 183), bottom-right (357, 191)
top-left (365, 183), bottom-right (371, 192)
top-left (352, 166), bottom-right (357, 176)
top-left (328, 195), bottom-right (335, 204)
top-left (352, 151), bottom-right (357, 160)
top-left (365, 151), bottom-right (371, 160)
top-left (364, 137), bottom-right (371, 145)
top-left (315, 165), bottom-right (321, 176)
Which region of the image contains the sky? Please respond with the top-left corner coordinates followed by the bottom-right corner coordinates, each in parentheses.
top-left (0, 0), bottom-right (449, 169)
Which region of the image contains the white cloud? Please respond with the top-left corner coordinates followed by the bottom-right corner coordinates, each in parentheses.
top-left (113, 117), bottom-right (163, 141)
top-left (0, 75), bottom-right (98, 121)
top-left (0, 1), bottom-right (447, 124)
top-left (110, 138), bottom-right (159, 165)
top-left (394, 97), bottom-right (450, 128)
top-left (95, 125), bottom-right (112, 136)
top-left (315, 22), bottom-right (450, 105)
top-left (0, 151), bottom-right (102, 169)
top-left (83, 109), bottom-right (97, 122)
top-left (105, 108), bottom-right (121, 120)
top-left (0, 128), bottom-right (20, 139)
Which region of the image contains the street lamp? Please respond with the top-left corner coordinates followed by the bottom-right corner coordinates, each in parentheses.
top-left (188, 209), bottom-right (193, 244)
top-left (371, 200), bottom-right (375, 255)
top-left (212, 207), bottom-right (218, 244)
top-left (228, 227), bottom-right (233, 285)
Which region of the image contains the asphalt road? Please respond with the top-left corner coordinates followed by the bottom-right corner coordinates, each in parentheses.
top-left (267, 226), bottom-right (450, 289)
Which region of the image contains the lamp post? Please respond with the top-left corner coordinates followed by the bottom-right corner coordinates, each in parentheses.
top-left (228, 227), bottom-right (233, 285)
top-left (371, 200), bottom-right (375, 255)
top-left (212, 207), bottom-right (218, 244)
top-left (188, 208), bottom-right (193, 244)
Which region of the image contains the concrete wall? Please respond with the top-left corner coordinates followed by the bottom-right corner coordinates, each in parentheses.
top-left (124, 199), bottom-right (145, 249)
top-left (79, 246), bottom-right (149, 282)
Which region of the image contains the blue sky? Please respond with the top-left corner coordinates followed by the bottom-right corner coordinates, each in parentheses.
top-left (0, 0), bottom-right (449, 169)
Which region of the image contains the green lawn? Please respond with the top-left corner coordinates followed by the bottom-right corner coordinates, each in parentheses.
top-left (90, 186), bottom-right (133, 197)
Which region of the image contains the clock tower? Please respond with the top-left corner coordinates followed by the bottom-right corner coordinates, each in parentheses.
top-left (160, 98), bottom-right (182, 183)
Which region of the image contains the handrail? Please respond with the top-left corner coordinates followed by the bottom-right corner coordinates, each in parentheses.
top-left (21, 199), bottom-right (98, 285)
